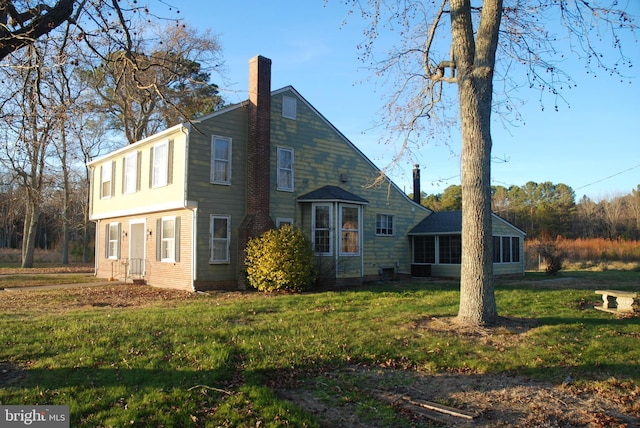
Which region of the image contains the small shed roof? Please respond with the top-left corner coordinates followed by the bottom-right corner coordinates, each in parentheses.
top-left (297, 185), bottom-right (368, 204)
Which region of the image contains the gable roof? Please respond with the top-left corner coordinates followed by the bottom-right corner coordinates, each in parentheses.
top-left (195, 85), bottom-right (430, 214)
top-left (409, 210), bottom-right (527, 236)
top-left (298, 185), bottom-right (368, 204)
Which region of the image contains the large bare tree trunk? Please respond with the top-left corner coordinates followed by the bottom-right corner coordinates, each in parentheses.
top-left (451, 0), bottom-right (502, 325)
top-left (21, 200), bottom-right (40, 268)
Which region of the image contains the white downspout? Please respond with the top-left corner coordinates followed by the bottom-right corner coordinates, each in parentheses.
top-left (181, 124), bottom-right (197, 291)
top-left (94, 219), bottom-right (100, 276)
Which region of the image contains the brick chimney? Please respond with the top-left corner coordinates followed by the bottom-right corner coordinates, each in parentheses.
top-left (246, 55), bottom-right (273, 229)
top-left (413, 164), bottom-right (421, 204)
top-left (238, 55), bottom-right (275, 288)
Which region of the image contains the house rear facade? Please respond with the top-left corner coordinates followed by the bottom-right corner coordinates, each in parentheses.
top-left (88, 55), bottom-right (434, 291)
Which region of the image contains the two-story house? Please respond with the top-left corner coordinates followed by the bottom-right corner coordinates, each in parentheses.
top-left (88, 55), bottom-right (526, 292)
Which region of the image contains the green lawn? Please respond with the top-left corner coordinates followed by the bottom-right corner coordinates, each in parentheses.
top-left (0, 272), bottom-right (638, 426)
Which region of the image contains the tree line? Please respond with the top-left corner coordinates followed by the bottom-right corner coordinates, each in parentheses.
top-left (416, 182), bottom-right (640, 240)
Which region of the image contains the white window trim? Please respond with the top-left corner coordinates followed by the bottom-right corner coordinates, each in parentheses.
top-left (493, 235), bottom-right (521, 264)
top-left (152, 141), bottom-right (169, 188)
top-left (107, 222), bottom-right (120, 260)
top-left (282, 95), bottom-right (297, 120)
top-left (277, 147), bottom-right (294, 192)
top-left (375, 213), bottom-right (394, 236)
top-left (210, 135), bottom-right (232, 185)
top-left (312, 203), bottom-right (333, 256)
top-left (101, 162), bottom-right (113, 199)
top-left (339, 204), bottom-right (361, 256)
top-left (210, 214), bottom-right (231, 264)
top-left (160, 216), bottom-right (176, 263)
top-left (123, 152), bottom-right (138, 194)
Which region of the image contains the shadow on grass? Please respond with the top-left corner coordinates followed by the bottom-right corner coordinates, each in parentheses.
top-left (1, 364), bottom-right (241, 426)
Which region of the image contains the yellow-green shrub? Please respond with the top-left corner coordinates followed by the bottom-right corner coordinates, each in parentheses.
top-left (245, 225), bottom-right (316, 292)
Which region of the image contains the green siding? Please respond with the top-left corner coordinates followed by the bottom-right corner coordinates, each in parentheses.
top-left (269, 89), bottom-right (429, 279)
top-left (186, 106), bottom-right (249, 283)
top-left (183, 89), bottom-right (525, 285)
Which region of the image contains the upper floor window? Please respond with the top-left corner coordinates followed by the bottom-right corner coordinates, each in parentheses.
top-left (340, 205), bottom-right (360, 255)
top-left (100, 161), bottom-right (114, 199)
top-left (376, 214), bottom-right (394, 236)
top-left (211, 136), bottom-right (232, 185)
top-left (282, 96), bottom-right (297, 120)
top-left (123, 152), bottom-right (140, 194)
top-left (312, 204), bottom-right (332, 255)
top-left (151, 140), bottom-right (173, 188)
top-left (210, 215), bottom-right (230, 263)
top-left (277, 147), bottom-right (294, 191)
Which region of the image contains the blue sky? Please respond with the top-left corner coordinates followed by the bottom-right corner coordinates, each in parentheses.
top-left (175, 1), bottom-right (640, 202)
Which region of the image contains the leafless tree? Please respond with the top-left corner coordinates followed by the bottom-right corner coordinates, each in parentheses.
top-left (0, 42), bottom-right (61, 267)
top-left (601, 193), bottom-right (626, 240)
top-left (0, 0), bottom-right (74, 60)
top-left (624, 185), bottom-right (640, 239)
top-left (343, 0), bottom-right (636, 325)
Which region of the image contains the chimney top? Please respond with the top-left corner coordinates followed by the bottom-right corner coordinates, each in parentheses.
top-left (412, 164), bottom-right (421, 205)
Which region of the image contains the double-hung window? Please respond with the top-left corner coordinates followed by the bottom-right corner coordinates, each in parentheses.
top-left (282, 96), bottom-right (297, 120)
top-left (211, 136), bottom-right (231, 184)
top-left (376, 214), bottom-right (393, 236)
top-left (312, 204), bottom-right (332, 255)
top-left (100, 161), bottom-right (114, 199)
top-left (155, 216), bottom-right (180, 263)
top-left (340, 205), bottom-right (360, 255)
top-left (210, 215), bottom-right (230, 263)
top-left (161, 217), bottom-right (176, 262)
top-left (151, 140), bottom-right (172, 188)
top-left (123, 152), bottom-right (139, 194)
top-left (106, 222), bottom-right (120, 259)
top-left (277, 147), bottom-right (294, 191)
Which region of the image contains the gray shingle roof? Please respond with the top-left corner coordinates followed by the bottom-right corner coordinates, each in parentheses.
top-left (409, 210), bottom-right (527, 236)
top-left (297, 185), bottom-right (368, 204)
top-left (409, 210), bottom-right (462, 234)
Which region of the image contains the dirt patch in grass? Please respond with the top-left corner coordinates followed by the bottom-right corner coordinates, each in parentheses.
top-left (276, 365), bottom-right (639, 427)
top-left (275, 313), bottom-right (639, 427)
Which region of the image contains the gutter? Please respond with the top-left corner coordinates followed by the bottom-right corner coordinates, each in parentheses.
top-left (180, 125), bottom-right (198, 292)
